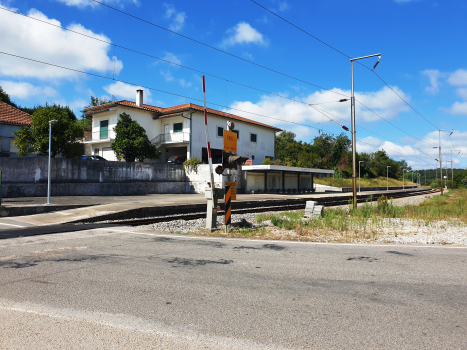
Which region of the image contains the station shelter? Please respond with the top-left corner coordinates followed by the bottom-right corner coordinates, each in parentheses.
top-left (241, 165), bottom-right (334, 194)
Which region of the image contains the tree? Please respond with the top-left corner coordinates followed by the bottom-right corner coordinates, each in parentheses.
top-left (13, 104), bottom-right (84, 158)
top-left (111, 112), bottom-right (160, 162)
top-left (0, 86), bottom-right (17, 108)
top-left (80, 95), bottom-right (115, 131)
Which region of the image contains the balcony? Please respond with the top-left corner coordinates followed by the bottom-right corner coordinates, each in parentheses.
top-left (83, 130), bottom-right (115, 143)
top-left (151, 132), bottom-right (190, 147)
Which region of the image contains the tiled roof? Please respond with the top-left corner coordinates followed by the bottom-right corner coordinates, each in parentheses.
top-left (0, 101), bottom-right (32, 126)
top-left (83, 100), bottom-right (282, 131)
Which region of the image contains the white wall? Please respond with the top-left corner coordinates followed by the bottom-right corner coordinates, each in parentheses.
top-left (190, 111), bottom-right (276, 165)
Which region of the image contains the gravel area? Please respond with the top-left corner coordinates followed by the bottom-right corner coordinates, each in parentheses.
top-left (139, 192), bottom-right (467, 246)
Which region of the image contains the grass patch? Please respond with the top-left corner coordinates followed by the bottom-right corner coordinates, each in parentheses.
top-left (239, 190), bottom-right (467, 242)
top-left (314, 176), bottom-right (416, 188)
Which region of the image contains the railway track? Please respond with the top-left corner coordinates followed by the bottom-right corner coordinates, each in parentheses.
top-left (113, 188), bottom-right (439, 226)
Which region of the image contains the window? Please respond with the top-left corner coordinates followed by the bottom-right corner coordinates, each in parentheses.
top-left (94, 148), bottom-right (100, 155)
top-left (250, 133), bottom-right (257, 143)
top-left (252, 155), bottom-right (255, 160)
top-left (217, 126), bottom-right (224, 137)
top-left (173, 122), bottom-right (183, 132)
top-left (233, 130), bottom-right (239, 139)
top-left (100, 120), bottom-right (108, 139)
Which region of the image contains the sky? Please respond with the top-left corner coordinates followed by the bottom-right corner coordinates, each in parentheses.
top-left (0, 0), bottom-right (466, 170)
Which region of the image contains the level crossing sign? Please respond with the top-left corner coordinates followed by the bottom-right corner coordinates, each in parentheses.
top-left (223, 130), bottom-right (237, 153)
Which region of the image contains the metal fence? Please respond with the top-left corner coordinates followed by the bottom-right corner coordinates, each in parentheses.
top-left (151, 132), bottom-right (190, 145)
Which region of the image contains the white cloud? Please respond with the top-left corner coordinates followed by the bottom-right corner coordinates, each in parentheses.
top-left (221, 22), bottom-right (268, 48)
top-left (456, 88), bottom-right (467, 100)
top-left (0, 6), bottom-right (122, 80)
top-left (162, 52), bottom-right (181, 66)
top-left (446, 101), bottom-right (467, 115)
top-left (103, 81), bottom-right (152, 102)
top-left (0, 80), bottom-right (57, 99)
top-left (55, 0), bottom-right (139, 9)
top-left (227, 86), bottom-right (410, 133)
top-left (278, 1), bottom-right (289, 11)
top-left (448, 69), bottom-right (467, 86)
top-left (422, 69), bottom-right (444, 94)
top-left (242, 52), bottom-right (254, 60)
top-left (160, 70), bottom-right (192, 88)
top-left (164, 3), bottom-right (186, 32)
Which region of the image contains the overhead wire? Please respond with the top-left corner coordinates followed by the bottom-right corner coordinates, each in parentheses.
top-left (87, 0), bottom-right (439, 149)
top-left (1, 4), bottom-right (439, 162)
top-left (89, 0), bottom-right (348, 98)
top-left (0, 51), bottom-right (342, 136)
top-left (250, 0), bottom-right (443, 133)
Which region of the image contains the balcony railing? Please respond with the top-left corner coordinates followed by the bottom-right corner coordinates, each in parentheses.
top-left (151, 132), bottom-right (190, 146)
top-left (83, 130), bottom-right (115, 142)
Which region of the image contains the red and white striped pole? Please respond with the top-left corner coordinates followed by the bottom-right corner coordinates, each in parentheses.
top-left (203, 76), bottom-right (215, 188)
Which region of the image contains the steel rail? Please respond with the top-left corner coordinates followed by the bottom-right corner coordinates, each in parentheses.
top-left (110, 189), bottom-right (438, 226)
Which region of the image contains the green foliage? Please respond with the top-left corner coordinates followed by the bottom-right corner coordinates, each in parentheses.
top-left (13, 104), bottom-right (84, 158)
top-left (0, 86), bottom-right (17, 108)
top-left (183, 157), bottom-right (202, 172)
top-left (79, 95), bottom-right (115, 131)
top-left (431, 181), bottom-right (440, 188)
top-left (111, 112), bottom-right (160, 162)
top-left (262, 157), bottom-right (274, 165)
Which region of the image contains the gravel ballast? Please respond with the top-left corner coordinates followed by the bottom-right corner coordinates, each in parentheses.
top-left (139, 192), bottom-right (467, 246)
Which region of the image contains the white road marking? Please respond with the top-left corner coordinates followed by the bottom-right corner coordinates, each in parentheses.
top-left (0, 222), bottom-right (25, 228)
top-left (110, 228), bottom-right (467, 249)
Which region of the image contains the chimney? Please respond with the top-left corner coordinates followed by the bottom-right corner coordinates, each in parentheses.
top-left (136, 89), bottom-right (143, 107)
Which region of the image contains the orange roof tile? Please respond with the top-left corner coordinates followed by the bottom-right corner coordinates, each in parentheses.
top-left (0, 101), bottom-right (32, 126)
top-left (83, 100), bottom-right (281, 131)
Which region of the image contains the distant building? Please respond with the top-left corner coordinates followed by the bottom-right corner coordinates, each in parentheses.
top-left (83, 89), bottom-right (281, 164)
top-left (0, 101), bottom-right (32, 157)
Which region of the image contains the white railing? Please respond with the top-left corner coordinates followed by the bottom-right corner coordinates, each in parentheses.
top-left (151, 132), bottom-right (190, 146)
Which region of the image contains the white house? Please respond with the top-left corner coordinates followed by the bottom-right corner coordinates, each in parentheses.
top-left (83, 90), bottom-right (281, 164)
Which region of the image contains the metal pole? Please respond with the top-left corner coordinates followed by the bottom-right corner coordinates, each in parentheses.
top-left (387, 166), bottom-right (390, 191)
top-left (412, 172), bottom-right (413, 189)
top-left (351, 60), bottom-right (357, 208)
top-left (358, 161), bottom-right (362, 193)
top-left (451, 151), bottom-right (454, 191)
top-left (439, 131), bottom-right (443, 195)
top-left (403, 169), bottom-right (405, 190)
top-left (47, 121), bottom-right (52, 205)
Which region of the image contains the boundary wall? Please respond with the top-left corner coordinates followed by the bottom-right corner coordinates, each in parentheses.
top-left (0, 158), bottom-right (243, 197)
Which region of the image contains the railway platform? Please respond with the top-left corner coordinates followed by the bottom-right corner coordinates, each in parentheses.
top-left (0, 187), bottom-right (432, 229)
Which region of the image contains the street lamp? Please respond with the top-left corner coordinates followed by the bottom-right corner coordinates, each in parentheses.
top-left (435, 129), bottom-right (453, 195)
top-left (387, 166), bottom-right (391, 191)
top-left (47, 119), bottom-right (58, 205)
top-left (358, 160), bottom-right (364, 193)
top-left (403, 168), bottom-right (406, 190)
top-left (350, 53), bottom-right (381, 208)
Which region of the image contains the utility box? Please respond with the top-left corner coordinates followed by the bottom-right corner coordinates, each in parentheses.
top-left (205, 187), bottom-right (224, 229)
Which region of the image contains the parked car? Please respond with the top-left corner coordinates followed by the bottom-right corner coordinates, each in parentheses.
top-left (166, 155), bottom-right (186, 164)
top-left (80, 155), bottom-right (107, 161)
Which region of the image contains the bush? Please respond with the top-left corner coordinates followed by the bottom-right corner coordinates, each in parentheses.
top-left (431, 181), bottom-right (440, 188)
top-left (183, 157), bottom-right (202, 172)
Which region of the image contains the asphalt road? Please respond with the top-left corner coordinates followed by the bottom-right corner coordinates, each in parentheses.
top-left (0, 227), bottom-right (466, 349)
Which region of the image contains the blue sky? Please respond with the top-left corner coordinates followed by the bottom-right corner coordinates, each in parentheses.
top-left (1, 0), bottom-right (466, 170)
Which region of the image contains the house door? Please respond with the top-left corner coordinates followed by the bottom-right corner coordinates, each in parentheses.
top-left (164, 124), bottom-right (169, 142)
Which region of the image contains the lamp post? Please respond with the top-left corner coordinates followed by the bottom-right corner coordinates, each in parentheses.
top-left (387, 166), bottom-right (391, 191)
top-left (446, 160), bottom-right (451, 190)
top-left (350, 53), bottom-right (381, 208)
top-left (358, 160), bottom-right (363, 193)
top-left (47, 119), bottom-right (58, 205)
top-left (435, 129), bottom-right (453, 195)
top-left (403, 168), bottom-right (406, 190)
